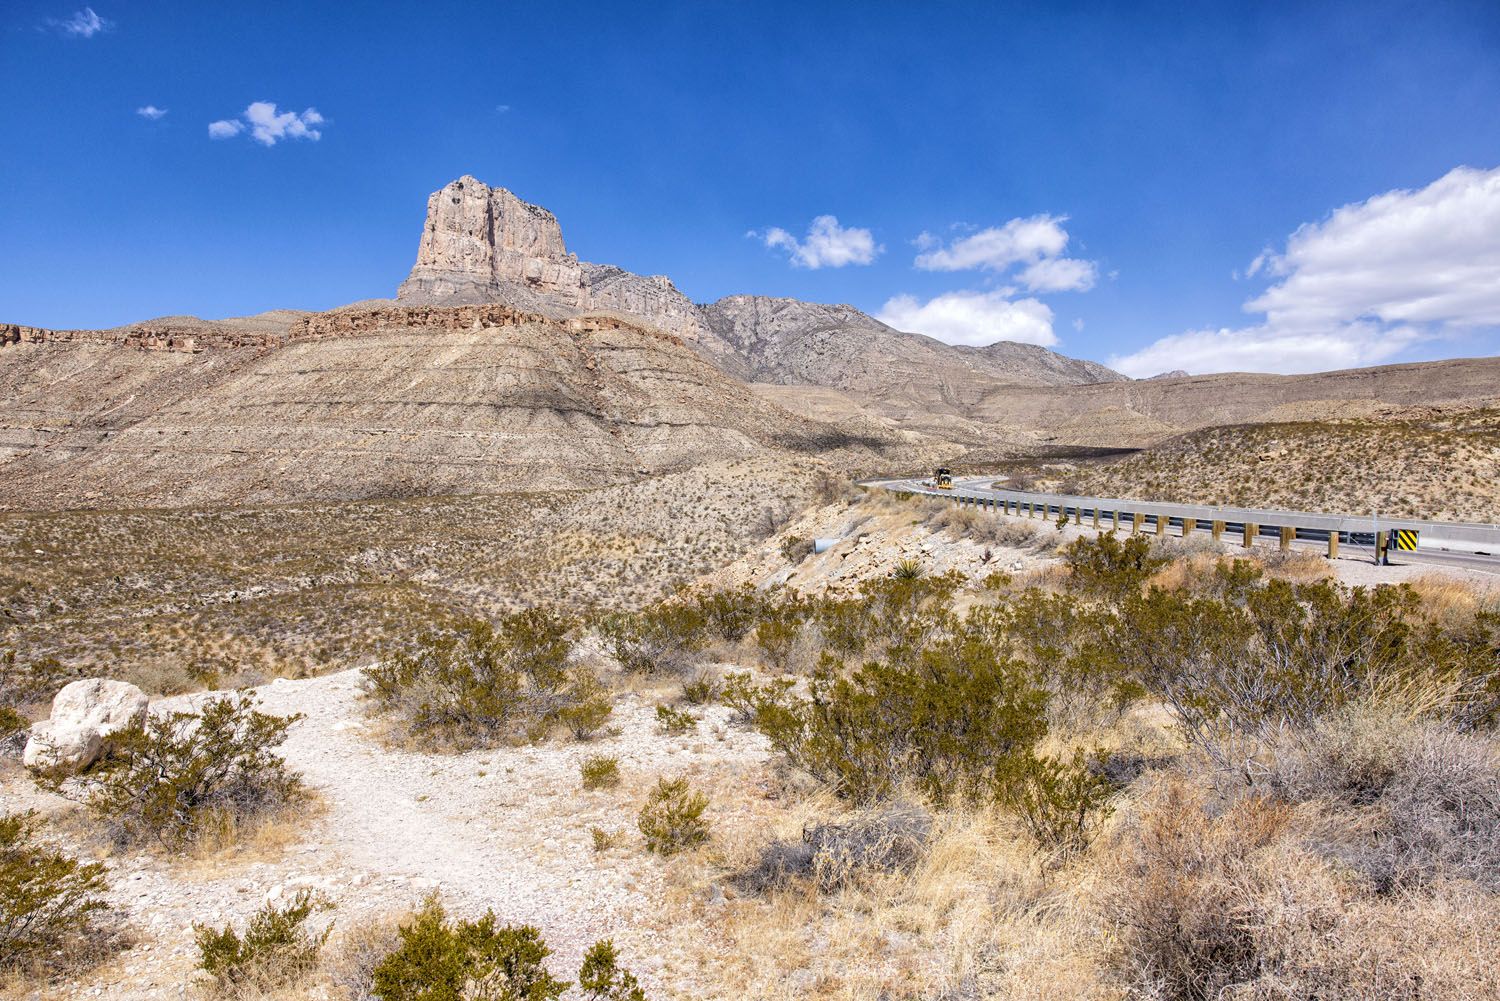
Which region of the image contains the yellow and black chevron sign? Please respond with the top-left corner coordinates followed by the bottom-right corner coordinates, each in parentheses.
top-left (1392, 529), bottom-right (1420, 551)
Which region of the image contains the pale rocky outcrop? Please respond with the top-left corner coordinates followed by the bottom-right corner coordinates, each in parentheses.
top-left (395, 176), bottom-right (729, 356)
top-left (23, 678), bottom-right (149, 773)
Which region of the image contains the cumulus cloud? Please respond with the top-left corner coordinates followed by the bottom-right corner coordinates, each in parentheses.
top-left (757, 215), bottom-right (881, 269)
top-left (135, 105), bottom-right (167, 120)
top-left (913, 213), bottom-right (1097, 293)
top-left (1111, 165), bottom-right (1500, 377)
top-left (208, 102), bottom-right (325, 146)
top-left (877, 291), bottom-right (1057, 347)
top-left (54, 7), bottom-right (108, 37)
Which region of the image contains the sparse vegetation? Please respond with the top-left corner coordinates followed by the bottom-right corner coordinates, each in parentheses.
top-left (194, 889), bottom-right (329, 995)
top-left (0, 811), bottom-right (110, 973)
top-left (654, 704), bottom-right (698, 736)
top-left (90, 693), bottom-right (306, 849)
top-left (580, 755), bottom-right (621, 790)
top-left (366, 613), bottom-right (611, 749)
top-left (638, 778), bottom-right (711, 855)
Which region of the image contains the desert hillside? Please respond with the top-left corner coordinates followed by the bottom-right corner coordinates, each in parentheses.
top-left (1062, 402), bottom-right (1500, 523)
top-left (0, 305), bottom-right (909, 509)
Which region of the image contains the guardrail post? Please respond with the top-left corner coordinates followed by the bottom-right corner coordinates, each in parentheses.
top-left (1092, 508), bottom-right (1100, 529)
top-left (1131, 512), bottom-right (1143, 535)
top-left (1156, 516), bottom-right (1168, 537)
top-left (1183, 517), bottom-right (1197, 538)
top-left (1074, 507), bottom-right (1082, 525)
top-left (1112, 510), bottom-right (1120, 532)
top-left (1327, 532), bottom-right (1339, 559)
top-left (1212, 519), bottom-right (1224, 541)
top-left (1280, 526), bottom-right (1294, 552)
top-left (1376, 531), bottom-right (1389, 565)
top-left (1243, 522), bottom-right (1258, 548)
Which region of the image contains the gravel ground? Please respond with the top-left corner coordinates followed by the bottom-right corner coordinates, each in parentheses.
top-left (4, 670), bottom-right (771, 999)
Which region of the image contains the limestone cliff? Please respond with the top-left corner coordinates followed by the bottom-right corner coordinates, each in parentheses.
top-left (396, 177), bottom-right (734, 362)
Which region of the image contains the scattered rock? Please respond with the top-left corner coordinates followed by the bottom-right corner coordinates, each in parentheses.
top-left (23, 678), bottom-right (148, 774)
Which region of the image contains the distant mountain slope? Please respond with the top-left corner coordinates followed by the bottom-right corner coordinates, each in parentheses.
top-left (698, 294), bottom-right (1125, 413)
top-left (0, 305), bottom-right (908, 509)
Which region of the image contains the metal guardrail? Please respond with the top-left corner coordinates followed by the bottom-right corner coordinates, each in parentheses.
top-left (868, 479), bottom-right (1500, 557)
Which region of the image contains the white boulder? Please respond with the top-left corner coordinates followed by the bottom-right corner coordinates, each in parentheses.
top-left (23, 678), bottom-right (149, 774)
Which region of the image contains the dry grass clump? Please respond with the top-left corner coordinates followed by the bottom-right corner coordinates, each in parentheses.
top-left (1098, 771), bottom-right (1500, 1001)
top-left (734, 800), bottom-right (932, 895)
top-left (928, 503), bottom-right (1045, 549)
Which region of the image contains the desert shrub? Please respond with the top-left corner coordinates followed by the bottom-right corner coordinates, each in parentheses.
top-left (1100, 778), bottom-right (1295, 1001)
top-left (737, 802), bottom-right (933, 895)
top-left (720, 671), bottom-right (796, 727)
top-left (1007, 749), bottom-right (1118, 854)
top-left (638, 778), bottom-right (710, 855)
top-left (0, 706), bottom-right (26, 757)
top-left (194, 889), bottom-right (329, 994)
top-left (804, 801), bottom-right (932, 890)
top-left (0, 811), bottom-right (109, 971)
top-left (580, 755), bottom-right (620, 791)
top-left (681, 668), bottom-right (719, 705)
top-left (90, 693), bottom-right (305, 848)
top-left (1062, 532), bottom-right (1168, 598)
top-left (600, 602), bottom-right (708, 675)
top-left (368, 613), bottom-right (607, 748)
top-left (981, 518), bottom-right (1043, 548)
top-left (750, 637), bottom-right (1049, 806)
top-left (0, 650), bottom-right (78, 713)
top-left (589, 827), bottom-right (621, 853)
top-left (323, 914), bottom-right (404, 1001)
top-left (1262, 707), bottom-right (1500, 891)
top-left (371, 895), bottom-right (567, 1001)
top-left (691, 586), bottom-right (765, 642)
top-left (812, 597), bottom-right (873, 657)
top-left (558, 668), bottom-right (614, 740)
top-left (577, 939), bottom-right (647, 1001)
top-left (654, 704), bottom-right (698, 736)
top-left (753, 601), bottom-right (804, 673)
top-left (779, 535), bottom-right (814, 564)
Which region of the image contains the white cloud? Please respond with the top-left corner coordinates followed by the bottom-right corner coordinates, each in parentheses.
top-left (135, 105), bottom-right (167, 120)
top-left (244, 101), bottom-right (324, 145)
top-left (915, 215), bottom-right (1070, 272)
top-left (913, 213), bottom-right (1097, 294)
top-left (1018, 256), bottom-right (1097, 293)
top-left (758, 215), bottom-right (881, 269)
top-left (56, 7), bottom-right (108, 37)
top-left (877, 291), bottom-right (1057, 347)
top-left (1112, 164), bottom-right (1500, 377)
top-left (208, 102), bottom-right (325, 145)
top-left (495, 104), bottom-right (511, 113)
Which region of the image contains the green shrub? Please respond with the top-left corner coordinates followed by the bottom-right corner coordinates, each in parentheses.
top-left (371, 895), bottom-right (567, 1001)
top-left (589, 827), bottom-right (621, 853)
top-left (654, 705), bottom-right (698, 736)
top-left (779, 536), bottom-right (814, 564)
top-left (1007, 749), bottom-right (1118, 854)
top-left (1062, 533), bottom-right (1168, 598)
top-left (681, 668), bottom-right (720, 705)
top-left (578, 939), bottom-right (647, 1001)
top-left (638, 778), bottom-right (710, 855)
top-left (0, 706), bottom-right (27, 756)
top-left (751, 638), bottom-right (1049, 806)
top-left (194, 889), bottom-right (329, 994)
top-left (753, 600), bottom-right (805, 673)
top-left (580, 755), bottom-right (620, 791)
top-left (90, 693), bottom-right (305, 848)
top-left (368, 613), bottom-right (606, 748)
top-left (0, 811), bottom-right (109, 971)
top-left (691, 586), bottom-right (764, 643)
top-left (600, 603), bottom-right (708, 675)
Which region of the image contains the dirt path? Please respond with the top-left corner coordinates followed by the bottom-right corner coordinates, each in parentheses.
top-left (14, 669), bottom-right (769, 998)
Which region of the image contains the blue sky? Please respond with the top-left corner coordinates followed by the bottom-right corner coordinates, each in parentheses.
top-left (3, 0), bottom-right (1499, 375)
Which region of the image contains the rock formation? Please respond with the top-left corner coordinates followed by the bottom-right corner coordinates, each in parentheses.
top-left (396, 177), bottom-right (728, 357)
top-left (24, 678), bottom-right (149, 773)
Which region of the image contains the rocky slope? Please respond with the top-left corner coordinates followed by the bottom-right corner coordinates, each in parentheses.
top-left (396, 176), bottom-right (728, 358)
top-left (0, 304), bottom-right (908, 509)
